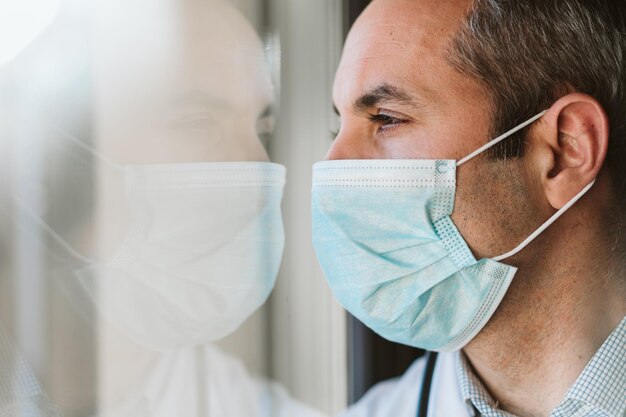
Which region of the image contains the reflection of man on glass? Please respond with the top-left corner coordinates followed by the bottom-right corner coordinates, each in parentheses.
top-left (0, 0), bottom-right (327, 416)
top-left (0, 325), bottom-right (62, 416)
top-left (86, 0), bottom-right (324, 416)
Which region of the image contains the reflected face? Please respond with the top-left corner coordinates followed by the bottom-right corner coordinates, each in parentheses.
top-left (330, 0), bottom-right (537, 259)
top-left (94, 0), bottom-right (273, 164)
top-left (89, 1), bottom-right (283, 398)
top-left (92, 0), bottom-right (278, 259)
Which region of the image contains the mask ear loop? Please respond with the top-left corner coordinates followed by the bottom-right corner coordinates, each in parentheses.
top-left (12, 196), bottom-right (94, 264)
top-left (457, 110), bottom-right (548, 167)
top-left (51, 125), bottom-right (124, 170)
top-left (9, 125), bottom-right (123, 265)
top-left (454, 109), bottom-right (595, 262)
top-left (492, 180), bottom-right (595, 262)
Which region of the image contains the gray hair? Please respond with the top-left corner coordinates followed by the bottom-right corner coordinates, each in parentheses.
top-left (447, 0), bottom-right (626, 206)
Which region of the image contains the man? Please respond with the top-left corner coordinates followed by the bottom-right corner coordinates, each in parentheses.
top-left (312, 0), bottom-right (626, 416)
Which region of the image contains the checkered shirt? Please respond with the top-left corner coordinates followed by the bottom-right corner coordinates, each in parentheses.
top-left (455, 316), bottom-right (626, 417)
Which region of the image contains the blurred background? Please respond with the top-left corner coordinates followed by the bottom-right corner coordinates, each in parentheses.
top-left (0, 0), bottom-right (421, 415)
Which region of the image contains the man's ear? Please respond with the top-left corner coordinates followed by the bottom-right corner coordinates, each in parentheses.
top-left (532, 93), bottom-right (609, 210)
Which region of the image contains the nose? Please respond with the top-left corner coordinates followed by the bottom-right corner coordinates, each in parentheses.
top-left (325, 129), bottom-right (367, 160)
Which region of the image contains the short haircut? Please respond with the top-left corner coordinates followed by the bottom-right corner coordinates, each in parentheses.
top-left (447, 0), bottom-right (626, 210)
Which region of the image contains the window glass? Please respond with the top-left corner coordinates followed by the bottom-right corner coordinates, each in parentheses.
top-left (0, 0), bottom-right (345, 416)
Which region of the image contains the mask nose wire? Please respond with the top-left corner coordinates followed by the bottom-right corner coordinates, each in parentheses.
top-left (456, 110), bottom-right (548, 167)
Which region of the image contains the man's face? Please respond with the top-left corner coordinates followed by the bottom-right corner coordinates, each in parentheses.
top-left (330, 0), bottom-right (541, 260)
top-left (331, 0), bottom-right (487, 161)
top-left (91, 0), bottom-right (274, 258)
top-left (94, 0), bottom-right (273, 165)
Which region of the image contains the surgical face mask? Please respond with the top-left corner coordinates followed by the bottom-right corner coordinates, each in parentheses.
top-left (14, 129), bottom-right (286, 351)
top-left (312, 111), bottom-right (594, 352)
top-left (76, 162), bottom-right (286, 351)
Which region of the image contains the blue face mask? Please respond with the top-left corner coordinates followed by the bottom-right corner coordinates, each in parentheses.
top-left (311, 111), bottom-right (595, 351)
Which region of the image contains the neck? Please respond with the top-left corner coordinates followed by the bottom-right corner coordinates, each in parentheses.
top-left (463, 222), bottom-right (626, 417)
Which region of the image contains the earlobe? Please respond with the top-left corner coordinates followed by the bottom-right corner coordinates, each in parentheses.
top-left (540, 94), bottom-right (609, 210)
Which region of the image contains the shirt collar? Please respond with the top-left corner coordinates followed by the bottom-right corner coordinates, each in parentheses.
top-left (454, 316), bottom-right (626, 417)
top-left (564, 315), bottom-right (626, 417)
top-left (454, 350), bottom-right (505, 416)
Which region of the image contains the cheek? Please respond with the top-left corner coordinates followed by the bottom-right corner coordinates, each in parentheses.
top-left (450, 163), bottom-right (494, 258)
top-left (221, 115), bottom-right (271, 162)
top-left (451, 159), bottom-right (533, 259)
top-left (375, 129), bottom-right (462, 159)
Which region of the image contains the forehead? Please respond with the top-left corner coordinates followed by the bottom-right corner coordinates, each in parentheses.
top-left (333, 0), bottom-right (474, 109)
top-left (95, 0), bottom-right (272, 114)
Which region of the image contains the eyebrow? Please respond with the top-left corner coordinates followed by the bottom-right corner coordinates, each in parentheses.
top-left (334, 83), bottom-right (422, 116)
top-left (170, 90), bottom-right (273, 119)
top-left (354, 84), bottom-right (415, 111)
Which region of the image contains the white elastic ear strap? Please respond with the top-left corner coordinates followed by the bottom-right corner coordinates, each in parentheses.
top-left (453, 110), bottom-right (595, 262)
top-left (492, 180), bottom-right (596, 262)
top-left (52, 125), bottom-right (123, 170)
top-left (457, 110), bottom-right (548, 167)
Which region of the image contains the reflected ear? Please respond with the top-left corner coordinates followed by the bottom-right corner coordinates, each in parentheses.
top-left (536, 93), bottom-right (608, 209)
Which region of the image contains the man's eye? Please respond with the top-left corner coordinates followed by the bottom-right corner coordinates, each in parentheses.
top-left (167, 111), bottom-right (218, 134)
top-left (367, 113), bottom-right (406, 133)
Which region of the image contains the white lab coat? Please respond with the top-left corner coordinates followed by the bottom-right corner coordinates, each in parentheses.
top-left (339, 352), bottom-right (474, 417)
top-left (97, 344), bottom-right (328, 417)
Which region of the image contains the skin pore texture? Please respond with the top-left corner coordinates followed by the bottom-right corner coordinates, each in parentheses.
top-left (329, 0), bottom-right (626, 416)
